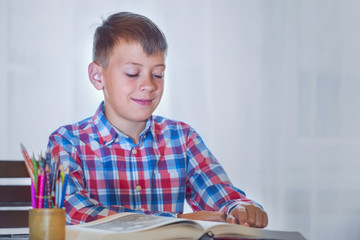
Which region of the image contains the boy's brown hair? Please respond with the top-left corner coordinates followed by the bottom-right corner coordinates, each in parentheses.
top-left (93, 12), bottom-right (168, 68)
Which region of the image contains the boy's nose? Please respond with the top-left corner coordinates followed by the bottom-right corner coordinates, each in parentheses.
top-left (139, 74), bottom-right (156, 91)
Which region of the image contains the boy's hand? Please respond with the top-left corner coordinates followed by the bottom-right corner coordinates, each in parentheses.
top-left (178, 211), bottom-right (226, 222)
top-left (226, 204), bottom-right (268, 228)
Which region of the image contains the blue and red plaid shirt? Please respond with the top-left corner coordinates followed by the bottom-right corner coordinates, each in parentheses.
top-left (48, 101), bottom-right (257, 224)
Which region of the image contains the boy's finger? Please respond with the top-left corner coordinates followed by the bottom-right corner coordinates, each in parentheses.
top-left (255, 207), bottom-right (263, 227)
top-left (262, 211), bottom-right (268, 228)
top-left (244, 205), bottom-right (256, 226)
top-left (235, 207), bottom-right (248, 226)
top-left (226, 215), bottom-right (237, 224)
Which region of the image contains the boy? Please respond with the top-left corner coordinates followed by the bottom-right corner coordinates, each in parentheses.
top-left (48, 12), bottom-right (268, 228)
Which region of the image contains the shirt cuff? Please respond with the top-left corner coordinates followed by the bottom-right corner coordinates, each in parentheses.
top-left (220, 199), bottom-right (264, 216)
top-left (153, 212), bottom-right (179, 218)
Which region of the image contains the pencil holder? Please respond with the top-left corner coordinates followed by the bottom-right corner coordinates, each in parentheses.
top-left (29, 208), bottom-right (65, 240)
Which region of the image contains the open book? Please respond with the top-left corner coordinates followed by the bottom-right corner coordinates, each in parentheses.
top-left (66, 213), bottom-right (306, 240)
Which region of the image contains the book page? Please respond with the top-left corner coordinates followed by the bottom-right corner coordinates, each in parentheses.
top-left (67, 213), bottom-right (200, 233)
top-left (195, 220), bottom-right (259, 237)
top-left (81, 213), bottom-right (192, 233)
top-left (193, 220), bottom-right (306, 240)
top-left (66, 213), bottom-right (205, 240)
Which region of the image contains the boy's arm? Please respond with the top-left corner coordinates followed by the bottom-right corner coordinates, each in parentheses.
top-left (183, 128), bottom-right (268, 228)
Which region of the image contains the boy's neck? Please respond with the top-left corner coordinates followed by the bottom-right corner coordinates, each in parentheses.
top-left (117, 121), bottom-right (145, 145)
top-left (104, 111), bottom-right (146, 145)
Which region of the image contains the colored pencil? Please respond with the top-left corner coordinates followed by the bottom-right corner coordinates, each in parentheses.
top-left (32, 156), bottom-right (38, 192)
top-left (45, 164), bottom-right (53, 208)
top-left (55, 175), bottom-right (60, 208)
top-left (37, 169), bottom-right (45, 208)
top-left (20, 144), bottom-right (35, 182)
top-left (59, 168), bottom-right (69, 208)
top-left (30, 179), bottom-right (36, 208)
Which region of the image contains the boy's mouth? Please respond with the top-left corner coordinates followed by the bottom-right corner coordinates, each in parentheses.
top-left (132, 98), bottom-right (153, 106)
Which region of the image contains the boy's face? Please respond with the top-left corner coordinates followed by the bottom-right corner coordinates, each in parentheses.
top-left (90, 40), bottom-right (165, 129)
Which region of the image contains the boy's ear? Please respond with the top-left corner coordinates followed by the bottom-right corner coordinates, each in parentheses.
top-left (88, 62), bottom-right (104, 90)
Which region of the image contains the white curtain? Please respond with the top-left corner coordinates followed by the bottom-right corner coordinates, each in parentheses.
top-left (1, 0), bottom-right (359, 239)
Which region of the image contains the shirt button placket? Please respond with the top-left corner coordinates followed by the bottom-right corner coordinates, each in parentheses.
top-left (131, 147), bottom-right (141, 208)
top-left (132, 148), bottom-right (137, 155)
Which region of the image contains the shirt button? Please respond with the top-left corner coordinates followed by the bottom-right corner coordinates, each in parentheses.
top-left (132, 148), bottom-right (137, 155)
top-left (135, 184), bottom-right (142, 191)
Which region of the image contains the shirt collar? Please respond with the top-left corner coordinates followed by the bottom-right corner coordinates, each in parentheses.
top-left (92, 101), bottom-right (157, 146)
top-left (140, 115), bottom-right (157, 143)
top-left (92, 101), bottom-right (117, 146)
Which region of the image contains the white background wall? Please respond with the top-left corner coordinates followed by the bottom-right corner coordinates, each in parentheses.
top-left (1, 0), bottom-right (360, 239)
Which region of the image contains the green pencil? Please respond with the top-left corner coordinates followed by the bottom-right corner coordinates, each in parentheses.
top-left (32, 155), bottom-right (38, 192)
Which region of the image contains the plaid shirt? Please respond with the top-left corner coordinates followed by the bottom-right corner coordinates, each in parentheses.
top-left (48, 101), bottom-right (256, 224)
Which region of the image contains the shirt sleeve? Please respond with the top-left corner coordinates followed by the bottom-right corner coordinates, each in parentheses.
top-left (48, 129), bottom-right (177, 225)
top-left (184, 128), bottom-right (263, 215)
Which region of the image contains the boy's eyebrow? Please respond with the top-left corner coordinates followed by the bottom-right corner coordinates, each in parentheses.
top-left (127, 62), bottom-right (166, 68)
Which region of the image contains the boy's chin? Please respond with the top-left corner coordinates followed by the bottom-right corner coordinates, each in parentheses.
top-left (131, 114), bottom-right (153, 123)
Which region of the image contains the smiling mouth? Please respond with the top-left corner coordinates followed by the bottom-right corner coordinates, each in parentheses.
top-left (132, 98), bottom-right (153, 106)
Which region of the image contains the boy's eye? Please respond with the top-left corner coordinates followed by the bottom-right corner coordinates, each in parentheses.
top-left (126, 73), bottom-right (139, 78)
top-left (153, 74), bottom-right (163, 79)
